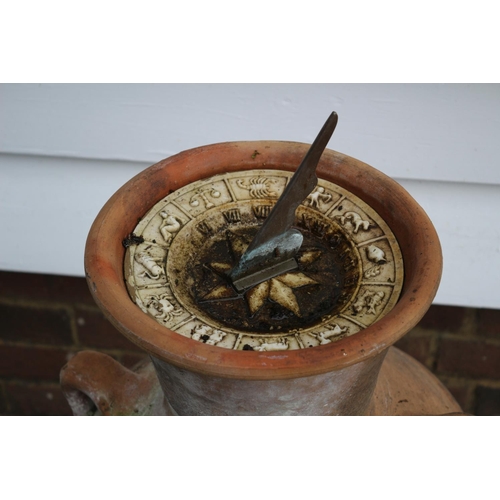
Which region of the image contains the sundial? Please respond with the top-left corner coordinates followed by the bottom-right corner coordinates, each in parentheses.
top-left (124, 113), bottom-right (404, 353)
top-left (75, 110), bottom-right (455, 416)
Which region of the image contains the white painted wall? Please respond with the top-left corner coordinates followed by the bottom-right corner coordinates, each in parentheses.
top-left (1, 84), bottom-right (499, 309)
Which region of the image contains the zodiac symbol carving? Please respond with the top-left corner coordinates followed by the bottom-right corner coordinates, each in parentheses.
top-left (236, 177), bottom-right (278, 198)
top-left (191, 324), bottom-right (227, 345)
top-left (253, 338), bottom-right (289, 351)
top-left (352, 290), bottom-right (385, 315)
top-left (146, 294), bottom-right (183, 322)
top-left (363, 245), bottom-right (387, 279)
top-left (159, 211), bottom-right (182, 244)
top-left (306, 187), bottom-right (332, 209)
top-left (134, 251), bottom-right (165, 279)
top-left (365, 245), bottom-right (387, 264)
top-left (335, 211), bottom-right (373, 233)
top-left (190, 188), bottom-right (221, 209)
top-left (364, 266), bottom-right (382, 279)
top-left (313, 324), bottom-right (348, 345)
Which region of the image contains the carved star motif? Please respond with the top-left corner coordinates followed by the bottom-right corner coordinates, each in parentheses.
top-left (245, 271), bottom-right (318, 316)
top-left (201, 230), bottom-right (322, 317)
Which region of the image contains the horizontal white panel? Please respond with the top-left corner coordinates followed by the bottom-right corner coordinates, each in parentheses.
top-left (0, 154), bottom-right (147, 276)
top-left (1, 153), bottom-right (499, 309)
top-left (1, 83), bottom-right (499, 185)
top-left (396, 178), bottom-right (500, 310)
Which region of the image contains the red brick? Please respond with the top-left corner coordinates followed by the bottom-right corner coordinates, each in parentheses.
top-left (3, 382), bottom-right (73, 416)
top-left (437, 338), bottom-right (500, 379)
top-left (477, 308), bottom-right (500, 338)
top-left (0, 345), bottom-right (74, 381)
top-left (474, 386), bottom-right (500, 416)
top-left (0, 383), bottom-right (8, 415)
top-left (120, 353), bottom-right (150, 370)
top-left (417, 304), bottom-right (465, 332)
top-left (0, 270), bottom-right (95, 306)
top-left (394, 331), bottom-right (434, 367)
top-left (0, 302), bottom-right (73, 345)
top-left (76, 308), bottom-right (143, 351)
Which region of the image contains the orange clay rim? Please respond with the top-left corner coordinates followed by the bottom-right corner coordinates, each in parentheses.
top-left (84, 141), bottom-right (442, 380)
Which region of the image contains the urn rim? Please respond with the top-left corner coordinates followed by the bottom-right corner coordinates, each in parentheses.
top-left (84, 141), bottom-right (442, 380)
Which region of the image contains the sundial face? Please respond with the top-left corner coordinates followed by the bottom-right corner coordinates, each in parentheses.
top-left (124, 170), bottom-right (404, 352)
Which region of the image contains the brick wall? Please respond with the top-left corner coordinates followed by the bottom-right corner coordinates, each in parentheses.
top-left (394, 305), bottom-right (500, 415)
top-left (0, 271), bottom-right (146, 415)
top-left (1, 270), bottom-right (499, 415)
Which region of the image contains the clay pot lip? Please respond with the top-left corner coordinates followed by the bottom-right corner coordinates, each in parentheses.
top-left (85, 140), bottom-right (442, 380)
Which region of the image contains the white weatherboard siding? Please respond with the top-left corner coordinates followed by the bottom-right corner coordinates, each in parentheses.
top-left (1, 84), bottom-right (499, 309)
top-left (396, 179), bottom-right (500, 310)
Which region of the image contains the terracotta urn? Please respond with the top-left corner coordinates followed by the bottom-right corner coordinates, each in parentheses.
top-left (60, 141), bottom-right (462, 416)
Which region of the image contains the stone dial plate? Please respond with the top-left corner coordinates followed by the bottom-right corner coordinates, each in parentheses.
top-left (124, 170), bottom-right (404, 352)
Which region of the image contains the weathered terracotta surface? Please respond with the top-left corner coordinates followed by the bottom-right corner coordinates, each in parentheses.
top-left (77, 141), bottom-right (456, 415)
top-left (368, 347), bottom-right (460, 415)
top-left (60, 347), bottom-right (461, 415)
top-left (60, 351), bottom-right (172, 416)
top-left (151, 351), bottom-right (386, 416)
